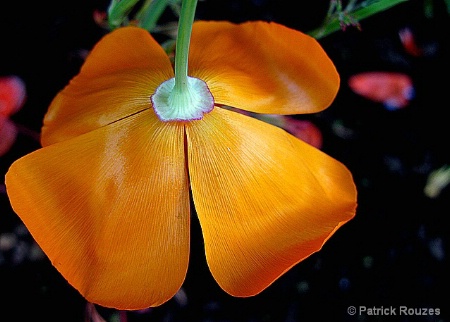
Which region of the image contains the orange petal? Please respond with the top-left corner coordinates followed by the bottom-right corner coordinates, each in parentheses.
top-left (42, 26), bottom-right (174, 146)
top-left (189, 21), bottom-right (339, 115)
top-left (6, 110), bottom-right (189, 310)
top-left (186, 107), bottom-right (356, 296)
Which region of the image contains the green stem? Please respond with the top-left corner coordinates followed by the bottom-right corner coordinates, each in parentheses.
top-left (309, 0), bottom-right (408, 39)
top-left (108, 0), bottom-right (140, 29)
top-left (346, 0), bottom-right (358, 11)
top-left (173, 0), bottom-right (198, 92)
top-left (136, 0), bottom-right (171, 31)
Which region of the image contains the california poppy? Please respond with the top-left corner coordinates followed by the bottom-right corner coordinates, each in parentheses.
top-left (6, 22), bottom-right (357, 310)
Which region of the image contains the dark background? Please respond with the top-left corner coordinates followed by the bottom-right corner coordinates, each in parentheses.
top-left (1, 1), bottom-right (448, 321)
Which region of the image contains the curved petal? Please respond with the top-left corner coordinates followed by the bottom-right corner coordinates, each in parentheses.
top-left (189, 21), bottom-right (339, 115)
top-left (42, 26), bottom-right (174, 146)
top-left (6, 110), bottom-right (189, 310)
top-left (186, 108), bottom-right (356, 296)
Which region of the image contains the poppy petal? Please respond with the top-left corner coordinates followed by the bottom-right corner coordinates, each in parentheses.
top-left (6, 110), bottom-right (190, 310)
top-left (189, 21), bottom-right (339, 115)
top-left (42, 26), bottom-right (174, 146)
top-left (186, 107), bottom-right (356, 296)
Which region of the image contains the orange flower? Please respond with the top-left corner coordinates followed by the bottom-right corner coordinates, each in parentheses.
top-left (5, 22), bottom-right (357, 310)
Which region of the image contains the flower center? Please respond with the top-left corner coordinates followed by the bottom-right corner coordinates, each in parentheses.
top-left (151, 76), bottom-right (214, 122)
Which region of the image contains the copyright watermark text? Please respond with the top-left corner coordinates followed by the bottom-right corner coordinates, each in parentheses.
top-left (347, 306), bottom-right (440, 316)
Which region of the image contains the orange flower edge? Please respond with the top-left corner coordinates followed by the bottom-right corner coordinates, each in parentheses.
top-left (187, 108), bottom-right (356, 296)
top-left (5, 22), bottom-right (356, 310)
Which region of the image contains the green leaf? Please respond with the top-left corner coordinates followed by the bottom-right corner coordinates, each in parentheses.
top-left (309, 0), bottom-right (409, 39)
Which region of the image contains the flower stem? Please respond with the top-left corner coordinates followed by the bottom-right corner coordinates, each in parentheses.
top-left (151, 0), bottom-right (213, 122)
top-left (173, 0), bottom-right (198, 92)
top-left (136, 0), bottom-right (171, 31)
top-left (107, 0), bottom-right (140, 29)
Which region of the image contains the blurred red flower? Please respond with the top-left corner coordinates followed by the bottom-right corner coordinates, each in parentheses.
top-left (0, 75), bottom-right (27, 156)
top-left (348, 71), bottom-right (414, 110)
